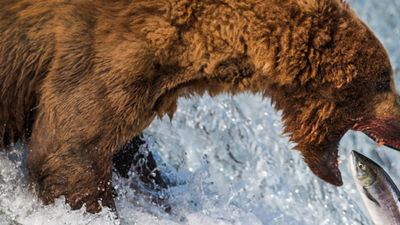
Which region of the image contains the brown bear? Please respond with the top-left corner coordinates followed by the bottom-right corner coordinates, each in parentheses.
top-left (1, 0), bottom-right (399, 213)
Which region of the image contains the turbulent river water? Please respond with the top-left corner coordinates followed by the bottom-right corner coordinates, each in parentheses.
top-left (1, 0), bottom-right (399, 224)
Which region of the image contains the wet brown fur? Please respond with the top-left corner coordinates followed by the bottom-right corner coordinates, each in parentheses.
top-left (0, 0), bottom-right (397, 212)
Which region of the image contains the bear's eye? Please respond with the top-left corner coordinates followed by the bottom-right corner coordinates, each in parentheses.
top-left (376, 81), bottom-right (390, 92)
top-left (376, 71), bottom-right (391, 93)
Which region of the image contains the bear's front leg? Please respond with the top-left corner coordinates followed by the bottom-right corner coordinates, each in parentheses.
top-left (27, 129), bottom-right (116, 213)
top-left (26, 103), bottom-right (121, 213)
top-left (36, 146), bottom-right (114, 213)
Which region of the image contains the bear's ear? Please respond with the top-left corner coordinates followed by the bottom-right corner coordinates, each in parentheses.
top-left (312, 30), bottom-right (331, 50)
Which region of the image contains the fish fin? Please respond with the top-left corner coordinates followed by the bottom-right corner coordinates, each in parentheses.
top-left (363, 187), bottom-right (381, 207)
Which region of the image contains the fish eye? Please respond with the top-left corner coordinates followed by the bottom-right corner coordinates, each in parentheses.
top-left (357, 162), bottom-right (366, 170)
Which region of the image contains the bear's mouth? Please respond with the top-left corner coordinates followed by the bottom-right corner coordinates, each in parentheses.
top-left (351, 117), bottom-right (400, 150)
top-left (314, 117), bottom-right (400, 187)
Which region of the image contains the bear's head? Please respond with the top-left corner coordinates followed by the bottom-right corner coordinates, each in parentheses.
top-left (254, 0), bottom-right (399, 186)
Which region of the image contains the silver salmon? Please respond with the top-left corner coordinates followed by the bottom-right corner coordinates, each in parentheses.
top-left (349, 150), bottom-right (400, 225)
